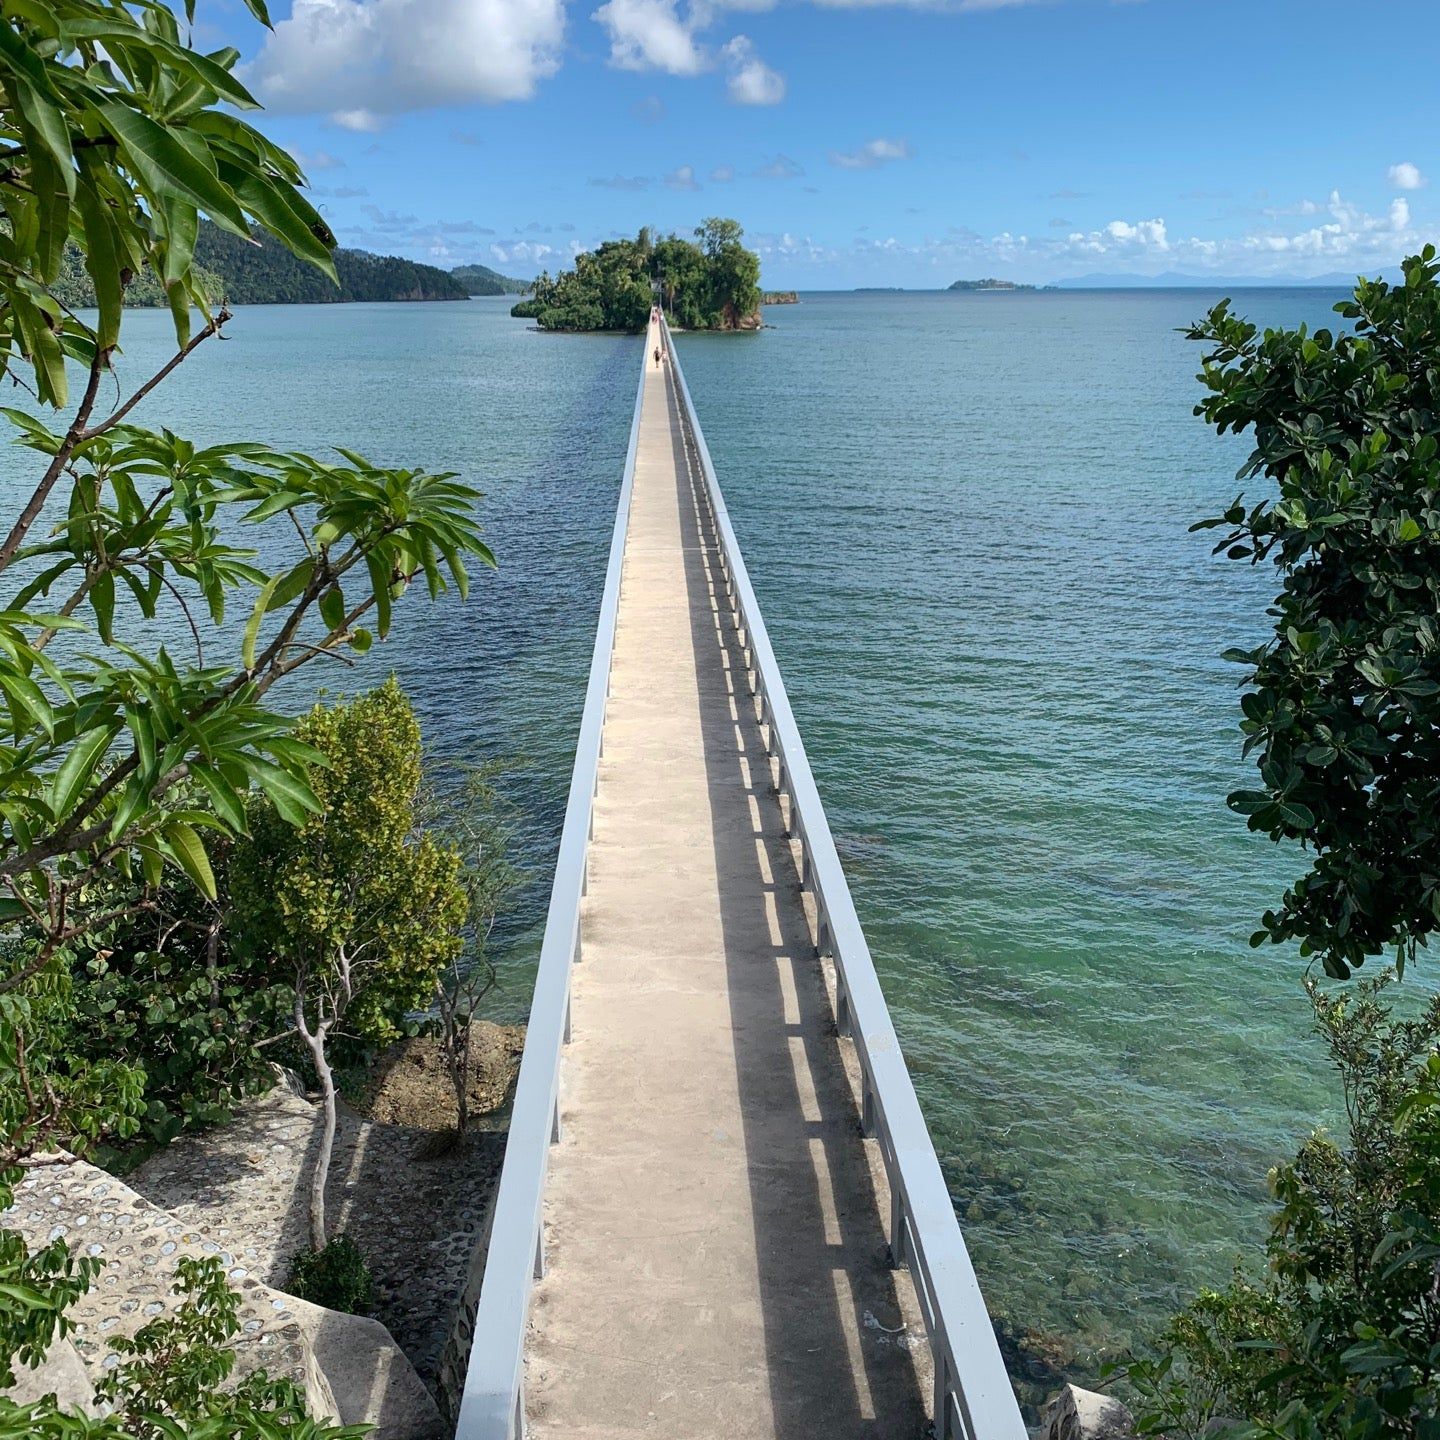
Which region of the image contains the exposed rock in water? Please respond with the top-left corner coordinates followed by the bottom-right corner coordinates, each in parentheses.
top-left (358, 1023), bottom-right (524, 1130)
top-left (761, 291), bottom-right (799, 304)
top-left (1041, 1385), bottom-right (1136, 1440)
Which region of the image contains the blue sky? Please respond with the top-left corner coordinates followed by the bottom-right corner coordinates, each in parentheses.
top-left (210, 0), bottom-right (1440, 287)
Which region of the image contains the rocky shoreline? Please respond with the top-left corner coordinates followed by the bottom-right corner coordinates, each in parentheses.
top-left (3, 1023), bottom-right (524, 1436)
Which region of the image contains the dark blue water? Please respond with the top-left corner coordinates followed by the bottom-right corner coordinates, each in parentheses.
top-left (2, 288), bottom-right (1395, 1375)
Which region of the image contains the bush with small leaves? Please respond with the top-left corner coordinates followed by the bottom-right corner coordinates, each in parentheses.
top-left (285, 1237), bottom-right (375, 1316)
top-left (1118, 975), bottom-right (1440, 1439)
top-left (0, 1254), bottom-right (369, 1440)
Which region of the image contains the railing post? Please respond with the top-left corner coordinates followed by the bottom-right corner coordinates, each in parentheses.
top-left (889, 1178), bottom-right (907, 1268)
top-left (933, 1344), bottom-right (952, 1440)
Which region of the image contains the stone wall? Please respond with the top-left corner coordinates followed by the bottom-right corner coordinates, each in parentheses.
top-left (2, 1159), bottom-right (442, 1439)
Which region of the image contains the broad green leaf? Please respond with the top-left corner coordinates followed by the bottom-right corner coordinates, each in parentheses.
top-left (191, 763), bottom-right (247, 833)
top-left (74, 162), bottom-right (125, 350)
top-left (49, 724), bottom-right (116, 821)
top-left (97, 99), bottom-right (250, 238)
top-left (247, 756), bottom-right (322, 826)
top-left (0, 669), bottom-right (53, 737)
top-left (242, 571), bottom-right (281, 671)
top-left (163, 819), bottom-right (217, 899)
top-left (318, 586), bottom-right (346, 632)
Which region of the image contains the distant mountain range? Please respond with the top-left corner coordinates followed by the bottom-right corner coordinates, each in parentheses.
top-left (451, 263), bottom-right (530, 296)
top-left (1051, 269), bottom-right (1400, 290)
top-left (51, 222), bottom-right (530, 309)
top-left (194, 224), bottom-right (470, 303)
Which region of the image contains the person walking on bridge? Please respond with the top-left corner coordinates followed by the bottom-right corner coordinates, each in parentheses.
top-left (654, 344), bottom-right (662, 368)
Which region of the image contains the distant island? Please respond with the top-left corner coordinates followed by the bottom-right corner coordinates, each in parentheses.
top-left (513, 219), bottom-right (762, 334)
top-left (947, 278), bottom-right (1035, 291)
top-left (761, 291), bottom-right (799, 305)
top-left (51, 220), bottom-right (530, 308)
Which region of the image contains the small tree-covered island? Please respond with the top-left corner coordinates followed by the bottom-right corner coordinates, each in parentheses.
top-left (512, 219), bottom-right (763, 333)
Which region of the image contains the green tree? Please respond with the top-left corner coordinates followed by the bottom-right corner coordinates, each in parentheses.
top-left (694, 218), bottom-right (760, 326)
top-left (695, 217), bottom-right (743, 257)
top-left (0, 2), bottom-right (489, 1431)
top-left (0, 0), bottom-right (491, 1180)
top-left (229, 680), bottom-right (468, 1250)
top-left (1193, 247), bottom-right (1440, 979)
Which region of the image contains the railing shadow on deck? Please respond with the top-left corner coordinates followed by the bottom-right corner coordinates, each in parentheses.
top-left (663, 366), bottom-right (931, 1435)
top-left (663, 316), bottom-right (1027, 1440)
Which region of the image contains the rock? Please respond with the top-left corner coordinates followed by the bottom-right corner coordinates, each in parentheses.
top-left (3, 1336), bottom-right (95, 1411)
top-left (128, 1085), bottom-right (507, 1398)
top-left (1041, 1384), bottom-right (1135, 1440)
top-left (2, 1159), bottom-right (441, 1440)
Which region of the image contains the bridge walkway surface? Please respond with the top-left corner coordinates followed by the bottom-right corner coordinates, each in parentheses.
top-left (522, 316), bottom-right (931, 1437)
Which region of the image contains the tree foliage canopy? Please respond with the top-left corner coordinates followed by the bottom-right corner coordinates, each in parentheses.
top-left (1194, 248), bottom-right (1440, 978)
top-left (230, 678), bottom-right (467, 1047)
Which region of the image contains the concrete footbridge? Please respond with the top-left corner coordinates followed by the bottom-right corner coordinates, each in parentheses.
top-left (456, 316), bottom-right (1026, 1440)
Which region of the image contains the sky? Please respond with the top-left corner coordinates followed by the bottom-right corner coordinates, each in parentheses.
top-left (202, 0), bottom-right (1440, 288)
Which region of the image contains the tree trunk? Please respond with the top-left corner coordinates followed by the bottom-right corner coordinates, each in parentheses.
top-left (295, 991), bottom-right (334, 1251)
top-left (455, 1019), bottom-right (470, 1137)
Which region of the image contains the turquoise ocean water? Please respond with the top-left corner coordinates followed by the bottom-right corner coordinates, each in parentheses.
top-left (4, 288), bottom-right (1396, 1379)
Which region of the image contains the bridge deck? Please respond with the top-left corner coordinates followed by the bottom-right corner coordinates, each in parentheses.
top-left (523, 319), bottom-right (930, 1437)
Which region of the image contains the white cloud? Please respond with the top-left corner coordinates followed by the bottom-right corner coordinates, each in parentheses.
top-left (592, 0), bottom-right (705, 73)
top-left (663, 164), bottom-right (701, 190)
top-left (333, 108), bottom-right (384, 132)
top-left (490, 240), bottom-right (558, 269)
top-left (593, 1), bottom-right (782, 103)
top-left (246, 0), bottom-right (564, 123)
top-left (1388, 161), bottom-right (1426, 191)
top-left (710, 163), bottom-right (736, 182)
top-left (721, 35), bottom-right (784, 104)
top-left (1101, 217), bottom-right (1168, 249)
top-left (829, 137), bottom-right (913, 169)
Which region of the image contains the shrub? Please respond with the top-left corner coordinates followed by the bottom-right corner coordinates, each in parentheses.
top-left (1121, 974), bottom-right (1440, 1438)
top-left (285, 1237), bottom-right (375, 1316)
top-left (230, 680), bottom-right (469, 1251)
top-left (0, 1254), bottom-right (367, 1440)
top-left (66, 868), bottom-right (291, 1153)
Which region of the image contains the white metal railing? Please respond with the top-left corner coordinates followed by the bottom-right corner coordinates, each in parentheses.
top-left (662, 314), bottom-right (1027, 1440)
top-left (452, 335), bottom-right (646, 1440)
